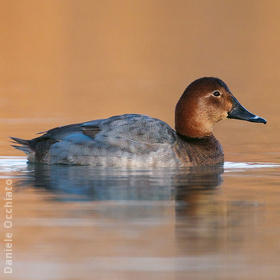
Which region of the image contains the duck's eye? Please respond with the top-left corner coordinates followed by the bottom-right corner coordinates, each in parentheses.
top-left (213, 91), bottom-right (221, 97)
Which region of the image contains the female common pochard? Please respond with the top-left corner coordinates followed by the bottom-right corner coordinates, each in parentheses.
top-left (11, 77), bottom-right (266, 167)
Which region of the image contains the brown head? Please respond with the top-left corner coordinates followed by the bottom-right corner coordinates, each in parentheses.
top-left (175, 77), bottom-right (266, 138)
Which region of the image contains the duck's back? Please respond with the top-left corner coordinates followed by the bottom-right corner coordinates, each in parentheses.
top-left (12, 114), bottom-right (181, 167)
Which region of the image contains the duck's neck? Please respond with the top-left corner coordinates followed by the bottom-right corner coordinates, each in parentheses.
top-left (175, 122), bottom-right (213, 138)
top-left (175, 97), bottom-right (213, 138)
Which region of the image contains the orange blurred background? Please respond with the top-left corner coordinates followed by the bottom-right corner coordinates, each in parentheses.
top-left (0, 0), bottom-right (279, 159)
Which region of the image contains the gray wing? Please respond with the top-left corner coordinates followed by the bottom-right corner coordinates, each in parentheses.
top-left (11, 114), bottom-right (176, 160)
top-left (83, 114), bottom-right (176, 146)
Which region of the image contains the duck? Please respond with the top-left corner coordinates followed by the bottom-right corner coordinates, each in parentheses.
top-left (11, 77), bottom-right (266, 167)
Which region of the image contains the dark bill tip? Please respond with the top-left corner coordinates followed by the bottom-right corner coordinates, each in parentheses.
top-left (247, 115), bottom-right (267, 124)
top-left (227, 96), bottom-right (267, 124)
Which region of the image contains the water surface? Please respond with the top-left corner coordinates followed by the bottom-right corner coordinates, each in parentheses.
top-left (1, 156), bottom-right (280, 280)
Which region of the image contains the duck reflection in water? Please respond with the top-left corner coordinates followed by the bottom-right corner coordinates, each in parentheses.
top-left (19, 164), bottom-right (228, 253)
top-left (20, 164), bottom-right (224, 202)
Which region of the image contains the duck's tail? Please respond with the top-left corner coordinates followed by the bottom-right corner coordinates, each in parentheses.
top-left (10, 137), bottom-right (33, 155)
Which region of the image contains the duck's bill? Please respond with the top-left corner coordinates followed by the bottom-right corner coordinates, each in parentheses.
top-left (227, 96), bottom-right (267, 124)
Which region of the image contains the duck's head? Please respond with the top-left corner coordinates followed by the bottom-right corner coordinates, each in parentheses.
top-left (175, 77), bottom-right (266, 138)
